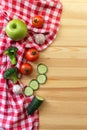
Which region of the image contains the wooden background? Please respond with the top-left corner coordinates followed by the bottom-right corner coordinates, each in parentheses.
top-left (22, 0), bottom-right (87, 129)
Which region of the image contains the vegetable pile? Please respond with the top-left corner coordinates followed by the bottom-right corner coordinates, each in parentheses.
top-left (3, 16), bottom-right (48, 115)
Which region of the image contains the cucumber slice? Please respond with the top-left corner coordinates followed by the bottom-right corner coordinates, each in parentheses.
top-left (29, 79), bottom-right (39, 91)
top-left (37, 63), bottom-right (48, 74)
top-left (36, 95), bottom-right (44, 101)
top-left (37, 74), bottom-right (47, 84)
top-left (24, 86), bottom-right (33, 97)
top-left (27, 95), bottom-right (44, 115)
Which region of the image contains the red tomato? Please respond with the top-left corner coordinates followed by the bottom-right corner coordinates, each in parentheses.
top-left (25, 48), bottom-right (39, 62)
top-left (20, 63), bottom-right (33, 75)
top-left (32, 15), bottom-right (44, 28)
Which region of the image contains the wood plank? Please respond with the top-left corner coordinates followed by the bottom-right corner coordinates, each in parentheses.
top-left (40, 47), bottom-right (87, 59)
top-left (34, 58), bottom-right (87, 68)
top-left (38, 80), bottom-right (87, 89)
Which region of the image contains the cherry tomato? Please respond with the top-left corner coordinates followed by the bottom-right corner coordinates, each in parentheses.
top-left (20, 63), bottom-right (33, 75)
top-left (32, 15), bottom-right (44, 28)
top-left (25, 48), bottom-right (39, 62)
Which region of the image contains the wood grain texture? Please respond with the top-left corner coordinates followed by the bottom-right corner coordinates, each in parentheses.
top-left (21, 0), bottom-right (87, 129)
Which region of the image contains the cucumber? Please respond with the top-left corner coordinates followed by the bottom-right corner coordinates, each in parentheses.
top-left (37, 74), bottom-right (47, 84)
top-left (37, 63), bottom-right (48, 74)
top-left (24, 86), bottom-right (33, 97)
top-left (29, 79), bottom-right (39, 91)
top-left (27, 95), bottom-right (44, 115)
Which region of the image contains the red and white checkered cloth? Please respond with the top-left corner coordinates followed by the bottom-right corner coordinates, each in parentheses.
top-left (0, 0), bottom-right (62, 130)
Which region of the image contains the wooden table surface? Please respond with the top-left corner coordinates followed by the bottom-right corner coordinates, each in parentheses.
top-left (22, 0), bottom-right (87, 129)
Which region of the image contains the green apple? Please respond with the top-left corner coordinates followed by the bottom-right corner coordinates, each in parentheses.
top-left (6, 19), bottom-right (28, 41)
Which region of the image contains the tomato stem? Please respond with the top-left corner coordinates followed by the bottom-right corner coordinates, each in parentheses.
top-left (32, 51), bottom-right (36, 55)
top-left (25, 69), bottom-right (29, 74)
top-left (34, 19), bottom-right (38, 23)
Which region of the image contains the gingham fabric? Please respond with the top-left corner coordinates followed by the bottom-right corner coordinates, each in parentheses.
top-left (0, 0), bottom-right (62, 130)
